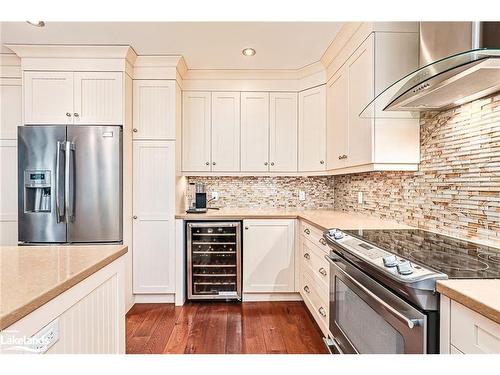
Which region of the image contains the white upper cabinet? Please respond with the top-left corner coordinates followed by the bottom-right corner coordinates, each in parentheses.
top-left (133, 80), bottom-right (176, 139)
top-left (326, 66), bottom-right (349, 170)
top-left (243, 219), bottom-right (295, 293)
top-left (182, 91), bottom-right (211, 172)
top-left (269, 92), bottom-right (298, 172)
top-left (241, 92), bottom-right (269, 172)
top-left (0, 78), bottom-right (22, 139)
top-left (347, 34), bottom-right (375, 167)
top-left (298, 85), bottom-right (326, 172)
top-left (133, 141), bottom-right (175, 293)
top-left (73, 72), bottom-right (123, 125)
top-left (24, 71), bottom-right (74, 124)
top-left (24, 71), bottom-right (123, 125)
top-left (211, 92), bottom-right (240, 172)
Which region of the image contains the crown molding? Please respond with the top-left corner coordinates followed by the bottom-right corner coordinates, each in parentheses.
top-left (0, 53), bottom-right (21, 78)
top-left (5, 44), bottom-right (136, 62)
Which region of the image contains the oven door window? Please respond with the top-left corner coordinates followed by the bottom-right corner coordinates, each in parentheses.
top-left (335, 277), bottom-right (405, 354)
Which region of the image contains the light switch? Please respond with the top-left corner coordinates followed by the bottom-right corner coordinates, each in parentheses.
top-left (299, 191), bottom-right (306, 201)
top-left (211, 191), bottom-right (219, 201)
top-left (358, 191), bottom-right (364, 204)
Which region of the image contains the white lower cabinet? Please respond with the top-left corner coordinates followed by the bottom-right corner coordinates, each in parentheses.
top-left (132, 141), bottom-right (175, 293)
top-left (242, 219), bottom-right (295, 292)
top-left (299, 220), bottom-right (330, 336)
top-left (441, 295), bottom-right (500, 354)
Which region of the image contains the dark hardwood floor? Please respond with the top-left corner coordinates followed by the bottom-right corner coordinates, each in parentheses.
top-left (126, 301), bottom-right (328, 354)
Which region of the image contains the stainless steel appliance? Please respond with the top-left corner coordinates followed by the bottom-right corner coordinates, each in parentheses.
top-left (323, 228), bottom-right (499, 354)
top-left (362, 22), bottom-right (500, 116)
top-left (18, 125), bottom-right (123, 244)
top-left (186, 221), bottom-right (241, 300)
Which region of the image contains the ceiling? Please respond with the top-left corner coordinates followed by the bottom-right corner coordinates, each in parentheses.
top-left (0, 22), bottom-right (343, 70)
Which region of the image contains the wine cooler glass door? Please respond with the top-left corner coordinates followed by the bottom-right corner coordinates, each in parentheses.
top-left (187, 222), bottom-right (241, 300)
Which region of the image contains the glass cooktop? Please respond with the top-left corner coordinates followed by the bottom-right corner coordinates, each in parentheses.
top-left (344, 229), bottom-right (500, 279)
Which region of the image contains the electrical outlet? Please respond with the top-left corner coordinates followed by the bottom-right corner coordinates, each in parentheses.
top-left (211, 191), bottom-right (219, 201)
top-left (29, 319), bottom-right (59, 353)
top-left (299, 191), bottom-right (306, 201)
top-left (358, 191), bottom-right (364, 204)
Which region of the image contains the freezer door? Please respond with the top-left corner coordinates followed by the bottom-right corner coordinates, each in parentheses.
top-left (67, 126), bottom-right (122, 243)
top-left (18, 126), bottom-right (67, 243)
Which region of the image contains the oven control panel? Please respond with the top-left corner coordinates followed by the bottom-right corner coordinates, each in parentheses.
top-left (325, 229), bottom-right (439, 281)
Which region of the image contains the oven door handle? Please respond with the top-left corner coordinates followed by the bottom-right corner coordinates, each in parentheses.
top-left (325, 255), bottom-right (423, 329)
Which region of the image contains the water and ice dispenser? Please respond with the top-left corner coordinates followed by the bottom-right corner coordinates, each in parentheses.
top-left (24, 170), bottom-right (51, 213)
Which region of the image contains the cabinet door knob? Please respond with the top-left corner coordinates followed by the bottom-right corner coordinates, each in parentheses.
top-left (304, 253), bottom-right (310, 260)
top-left (212, 162), bottom-right (216, 165)
top-left (66, 112), bottom-right (72, 117)
top-left (244, 226), bottom-right (249, 230)
top-left (205, 161), bottom-right (210, 166)
top-left (133, 215), bottom-right (138, 220)
top-left (270, 162), bottom-right (275, 166)
top-left (264, 162), bottom-right (269, 166)
top-left (338, 155), bottom-right (342, 160)
top-left (73, 113), bottom-right (79, 117)
top-left (320, 160), bottom-right (325, 164)
top-left (132, 128), bottom-right (138, 133)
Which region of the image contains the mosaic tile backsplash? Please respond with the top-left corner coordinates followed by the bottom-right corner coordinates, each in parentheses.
top-left (334, 93), bottom-right (500, 246)
top-left (186, 176), bottom-right (335, 209)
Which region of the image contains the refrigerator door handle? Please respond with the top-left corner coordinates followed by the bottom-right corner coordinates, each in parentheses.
top-left (64, 141), bottom-right (75, 223)
top-left (69, 142), bottom-right (76, 221)
top-left (55, 141), bottom-right (64, 223)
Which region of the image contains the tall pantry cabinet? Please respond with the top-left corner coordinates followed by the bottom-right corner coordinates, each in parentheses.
top-left (132, 80), bottom-right (178, 295)
top-left (0, 57), bottom-right (21, 245)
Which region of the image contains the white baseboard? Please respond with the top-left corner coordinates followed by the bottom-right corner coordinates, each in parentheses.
top-left (242, 292), bottom-right (303, 302)
top-left (133, 294), bottom-right (175, 303)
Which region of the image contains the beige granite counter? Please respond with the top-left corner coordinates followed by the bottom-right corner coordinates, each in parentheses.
top-left (176, 209), bottom-right (412, 231)
top-left (437, 279), bottom-right (500, 324)
top-left (0, 244), bottom-right (127, 330)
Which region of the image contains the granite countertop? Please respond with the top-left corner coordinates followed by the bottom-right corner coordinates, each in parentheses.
top-left (0, 244), bottom-right (128, 330)
top-left (437, 279), bottom-right (500, 324)
top-left (176, 209), bottom-right (412, 231)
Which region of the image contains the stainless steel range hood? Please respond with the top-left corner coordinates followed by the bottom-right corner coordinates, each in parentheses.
top-left (361, 22), bottom-right (500, 118)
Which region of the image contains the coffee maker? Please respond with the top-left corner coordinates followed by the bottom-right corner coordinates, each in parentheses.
top-left (186, 182), bottom-right (208, 213)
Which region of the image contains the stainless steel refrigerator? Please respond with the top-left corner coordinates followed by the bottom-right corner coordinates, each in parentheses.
top-left (18, 125), bottom-right (122, 244)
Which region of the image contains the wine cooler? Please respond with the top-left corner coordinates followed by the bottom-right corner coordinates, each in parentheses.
top-left (186, 221), bottom-right (242, 300)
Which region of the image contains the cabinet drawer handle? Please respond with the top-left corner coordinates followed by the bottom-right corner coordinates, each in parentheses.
top-left (66, 112), bottom-right (72, 117)
top-left (303, 285), bottom-right (310, 294)
top-left (320, 160), bottom-right (325, 164)
top-left (318, 267), bottom-right (327, 276)
top-left (304, 253), bottom-right (310, 260)
top-left (318, 307), bottom-right (327, 317)
top-left (319, 238), bottom-right (327, 245)
top-left (244, 226), bottom-right (249, 230)
top-left (304, 228), bottom-right (310, 235)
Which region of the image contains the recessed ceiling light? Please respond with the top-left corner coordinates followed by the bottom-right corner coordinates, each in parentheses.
top-left (242, 48), bottom-right (256, 57)
top-left (26, 21), bottom-right (45, 27)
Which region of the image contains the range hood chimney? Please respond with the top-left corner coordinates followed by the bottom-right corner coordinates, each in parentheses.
top-left (362, 22), bottom-right (500, 116)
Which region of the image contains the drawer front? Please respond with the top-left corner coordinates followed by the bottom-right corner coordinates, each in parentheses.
top-left (301, 237), bottom-right (330, 293)
top-left (450, 300), bottom-right (500, 354)
top-left (300, 221), bottom-right (329, 254)
top-left (300, 271), bottom-right (329, 330)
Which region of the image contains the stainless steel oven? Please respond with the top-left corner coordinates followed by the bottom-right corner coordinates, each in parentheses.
top-left (325, 252), bottom-right (427, 354)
